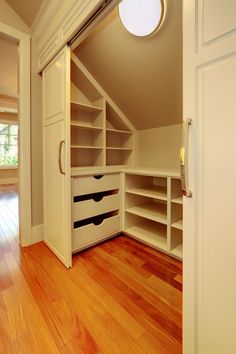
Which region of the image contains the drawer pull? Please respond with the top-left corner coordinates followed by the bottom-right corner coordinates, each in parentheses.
top-left (93, 175), bottom-right (104, 180)
top-left (74, 211), bottom-right (118, 229)
top-left (93, 194), bottom-right (104, 202)
top-left (93, 216), bottom-right (104, 226)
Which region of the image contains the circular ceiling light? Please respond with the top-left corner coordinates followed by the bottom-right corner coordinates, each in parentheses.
top-left (118, 0), bottom-right (164, 37)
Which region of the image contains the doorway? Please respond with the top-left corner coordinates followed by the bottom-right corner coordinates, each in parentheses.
top-left (0, 23), bottom-right (31, 246)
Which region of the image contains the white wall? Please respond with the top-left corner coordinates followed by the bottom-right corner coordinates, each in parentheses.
top-left (135, 124), bottom-right (182, 170)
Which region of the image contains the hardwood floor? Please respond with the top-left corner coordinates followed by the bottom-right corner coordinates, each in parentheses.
top-left (0, 184), bottom-right (182, 353)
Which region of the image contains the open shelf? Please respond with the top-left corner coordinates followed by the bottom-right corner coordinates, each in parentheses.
top-left (71, 145), bottom-right (103, 149)
top-left (106, 149), bottom-right (133, 166)
top-left (71, 148), bottom-right (104, 167)
top-left (125, 220), bottom-right (167, 252)
top-left (170, 228), bottom-right (183, 259)
top-left (71, 122), bottom-right (103, 131)
top-left (126, 202), bottom-right (167, 225)
top-left (172, 219), bottom-right (183, 230)
top-left (124, 173), bottom-right (183, 261)
top-left (71, 125), bottom-right (104, 148)
top-left (70, 56), bottom-right (134, 169)
top-left (71, 101), bottom-right (103, 113)
top-left (171, 244), bottom-right (183, 259)
top-left (126, 185), bottom-right (167, 201)
top-left (172, 197), bottom-right (183, 204)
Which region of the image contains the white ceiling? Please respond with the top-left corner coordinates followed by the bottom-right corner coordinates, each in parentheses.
top-left (5, 0), bottom-right (44, 27)
top-left (75, 2), bottom-right (182, 130)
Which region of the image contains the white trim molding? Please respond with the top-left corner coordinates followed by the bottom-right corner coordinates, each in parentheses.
top-left (0, 23), bottom-right (31, 246)
top-left (31, 224), bottom-right (44, 244)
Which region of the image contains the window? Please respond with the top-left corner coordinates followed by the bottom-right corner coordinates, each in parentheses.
top-left (0, 123), bottom-right (18, 166)
top-left (118, 0), bottom-right (165, 37)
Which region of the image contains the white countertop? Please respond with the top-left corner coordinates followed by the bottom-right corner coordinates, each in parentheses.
top-left (71, 166), bottom-right (180, 178)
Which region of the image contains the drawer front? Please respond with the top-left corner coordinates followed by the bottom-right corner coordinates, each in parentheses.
top-left (73, 214), bottom-right (121, 251)
top-left (73, 174), bottom-right (120, 196)
top-left (74, 193), bottom-right (120, 222)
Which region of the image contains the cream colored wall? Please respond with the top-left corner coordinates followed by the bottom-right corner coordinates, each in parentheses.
top-left (0, 0), bottom-right (30, 33)
top-left (0, 37), bottom-right (18, 97)
top-left (76, 0), bottom-right (182, 129)
top-left (135, 124), bottom-right (182, 170)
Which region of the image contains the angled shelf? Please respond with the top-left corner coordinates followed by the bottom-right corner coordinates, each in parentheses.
top-left (106, 128), bottom-right (132, 134)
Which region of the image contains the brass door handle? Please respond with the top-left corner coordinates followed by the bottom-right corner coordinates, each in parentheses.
top-left (180, 118), bottom-right (192, 197)
top-left (58, 140), bottom-right (66, 175)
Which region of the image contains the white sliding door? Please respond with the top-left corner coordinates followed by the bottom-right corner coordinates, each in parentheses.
top-left (183, 1), bottom-right (236, 353)
top-left (42, 46), bottom-right (72, 268)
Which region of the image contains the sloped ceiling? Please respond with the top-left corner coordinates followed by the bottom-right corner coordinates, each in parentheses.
top-left (5, 0), bottom-right (44, 27)
top-left (75, 1), bottom-right (182, 130)
top-left (0, 35), bottom-right (17, 98)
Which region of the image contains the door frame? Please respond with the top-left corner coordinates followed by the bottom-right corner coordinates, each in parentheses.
top-left (0, 23), bottom-right (31, 246)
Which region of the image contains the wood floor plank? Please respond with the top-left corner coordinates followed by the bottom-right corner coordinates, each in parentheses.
top-left (4, 252), bottom-right (60, 353)
top-left (0, 184), bottom-right (182, 353)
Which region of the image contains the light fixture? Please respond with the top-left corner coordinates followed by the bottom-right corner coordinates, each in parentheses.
top-left (118, 0), bottom-right (165, 37)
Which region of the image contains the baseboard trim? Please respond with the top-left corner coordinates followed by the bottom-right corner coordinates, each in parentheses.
top-left (31, 224), bottom-right (44, 244)
top-left (0, 178), bottom-right (18, 185)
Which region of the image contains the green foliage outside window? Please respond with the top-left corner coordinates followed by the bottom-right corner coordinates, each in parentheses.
top-left (0, 123), bottom-right (18, 166)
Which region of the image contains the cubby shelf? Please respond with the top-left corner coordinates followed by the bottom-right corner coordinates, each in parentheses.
top-left (124, 173), bottom-right (183, 260)
top-left (71, 101), bottom-right (103, 113)
top-left (125, 222), bottom-right (167, 252)
top-left (126, 185), bottom-right (167, 201)
top-left (172, 219), bottom-right (183, 230)
top-left (171, 244), bottom-right (183, 258)
top-left (126, 202), bottom-right (167, 225)
top-left (70, 55), bottom-right (134, 168)
top-left (172, 197), bottom-right (183, 204)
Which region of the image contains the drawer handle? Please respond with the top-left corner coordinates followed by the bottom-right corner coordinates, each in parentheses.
top-left (93, 216), bottom-right (104, 226)
top-left (93, 175), bottom-right (104, 180)
top-left (93, 194), bottom-right (104, 202)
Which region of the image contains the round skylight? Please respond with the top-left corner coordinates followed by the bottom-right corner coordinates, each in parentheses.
top-left (118, 0), bottom-right (164, 37)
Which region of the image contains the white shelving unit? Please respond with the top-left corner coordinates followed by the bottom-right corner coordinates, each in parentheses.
top-left (70, 54), bottom-right (135, 168)
top-left (124, 171), bottom-right (183, 259)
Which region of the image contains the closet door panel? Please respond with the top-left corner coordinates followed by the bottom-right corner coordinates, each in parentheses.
top-left (184, 0), bottom-right (236, 353)
top-left (43, 46), bottom-right (71, 268)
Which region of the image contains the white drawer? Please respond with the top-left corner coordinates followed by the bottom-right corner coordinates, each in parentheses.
top-left (73, 193), bottom-right (120, 221)
top-left (73, 214), bottom-right (121, 251)
top-left (73, 173), bottom-right (120, 196)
